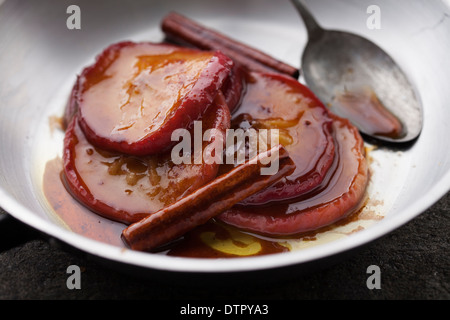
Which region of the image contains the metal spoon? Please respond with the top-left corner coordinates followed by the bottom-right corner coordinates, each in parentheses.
top-left (291, 0), bottom-right (422, 146)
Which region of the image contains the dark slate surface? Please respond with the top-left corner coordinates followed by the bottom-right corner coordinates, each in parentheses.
top-left (0, 191), bottom-right (449, 300)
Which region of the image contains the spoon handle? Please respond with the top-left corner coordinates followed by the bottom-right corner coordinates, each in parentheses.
top-left (290, 0), bottom-right (324, 39)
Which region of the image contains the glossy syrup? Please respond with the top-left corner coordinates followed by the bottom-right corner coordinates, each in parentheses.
top-left (43, 157), bottom-right (289, 256)
top-left (331, 87), bottom-right (405, 139)
top-left (42, 116), bottom-right (368, 258)
top-left (42, 70), bottom-right (371, 258)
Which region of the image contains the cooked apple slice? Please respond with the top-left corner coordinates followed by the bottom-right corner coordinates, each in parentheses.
top-left (75, 41), bottom-right (233, 155)
top-left (218, 115), bottom-right (369, 235)
top-left (230, 71), bottom-right (336, 204)
top-left (62, 93), bottom-right (231, 224)
top-left (221, 64), bottom-right (245, 114)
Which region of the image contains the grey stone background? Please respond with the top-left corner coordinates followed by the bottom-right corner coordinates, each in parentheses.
top-left (0, 191), bottom-right (448, 300)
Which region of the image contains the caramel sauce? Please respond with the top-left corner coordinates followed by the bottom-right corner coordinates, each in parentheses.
top-left (166, 220), bottom-right (289, 258)
top-left (62, 97), bottom-right (228, 224)
top-left (48, 115), bottom-right (64, 135)
top-left (231, 72), bottom-right (336, 204)
top-left (41, 43), bottom-right (378, 258)
top-left (80, 43), bottom-right (214, 143)
top-left (43, 157), bottom-right (126, 247)
top-left (42, 114), bottom-right (370, 258)
top-left (218, 115), bottom-right (369, 236)
top-left (43, 157), bottom-right (288, 256)
top-left (68, 119), bottom-right (209, 219)
top-left (332, 87), bottom-right (405, 139)
top-left (270, 118), bottom-right (364, 216)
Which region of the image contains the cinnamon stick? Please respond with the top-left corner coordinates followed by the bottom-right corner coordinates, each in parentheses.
top-left (161, 12), bottom-right (300, 78)
top-left (121, 145), bottom-right (295, 252)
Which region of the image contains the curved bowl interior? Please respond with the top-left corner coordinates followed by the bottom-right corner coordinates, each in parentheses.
top-left (1, 0), bottom-right (450, 273)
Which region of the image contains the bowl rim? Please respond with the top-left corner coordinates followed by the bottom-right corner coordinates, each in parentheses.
top-left (1, 166), bottom-right (449, 273)
top-left (1, 0), bottom-right (450, 274)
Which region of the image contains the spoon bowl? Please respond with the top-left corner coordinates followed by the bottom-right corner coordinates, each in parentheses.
top-left (292, 0), bottom-right (422, 145)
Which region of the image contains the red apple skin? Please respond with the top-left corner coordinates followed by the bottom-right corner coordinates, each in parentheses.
top-left (218, 115), bottom-right (368, 236)
top-left (228, 71), bottom-right (336, 205)
top-left (222, 64), bottom-right (246, 114)
top-left (62, 93), bottom-right (231, 225)
top-left (75, 41), bottom-right (233, 156)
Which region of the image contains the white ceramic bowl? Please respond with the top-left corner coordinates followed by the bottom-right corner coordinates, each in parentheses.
top-left (1, 0), bottom-right (449, 275)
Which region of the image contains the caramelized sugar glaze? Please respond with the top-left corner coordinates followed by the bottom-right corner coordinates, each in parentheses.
top-left (63, 96), bottom-right (230, 224)
top-left (44, 39), bottom-right (369, 258)
top-left (332, 87), bottom-right (405, 140)
top-left (71, 41), bottom-right (233, 156)
top-left (231, 72), bottom-right (336, 205)
top-left (218, 71), bottom-right (368, 236)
